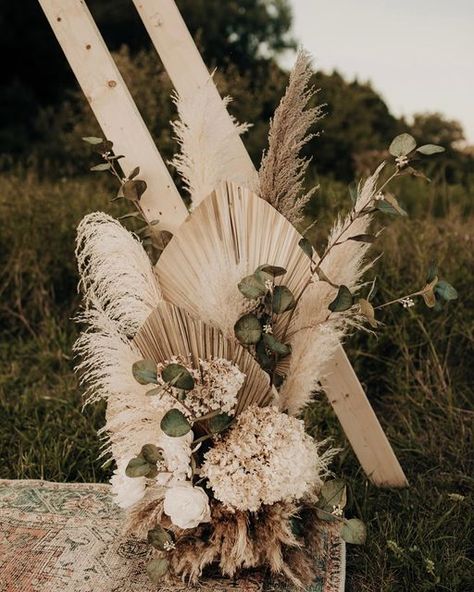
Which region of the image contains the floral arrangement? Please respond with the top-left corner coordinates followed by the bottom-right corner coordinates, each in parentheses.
top-left (75, 51), bottom-right (456, 588)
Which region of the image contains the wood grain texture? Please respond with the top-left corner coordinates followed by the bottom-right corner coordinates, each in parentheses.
top-left (38, 0), bottom-right (188, 234)
top-left (131, 0), bottom-right (258, 202)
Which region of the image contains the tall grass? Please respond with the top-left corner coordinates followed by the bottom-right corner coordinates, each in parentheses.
top-left (0, 170), bottom-right (472, 590)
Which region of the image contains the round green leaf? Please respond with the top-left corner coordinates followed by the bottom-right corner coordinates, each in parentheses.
top-left (132, 359), bottom-right (158, 385)
top-left (262, 333), bottom-right (291, 357)
top-left (208, 412), bottom-right (233, 433)
top-left (122, 179), bottom-right (147, 201)
top-left (389, 133), bottom-right (416, 157)
top-left (234, 314), bottom-right (262, 345)
top-left (238, 273), bottom-right (266, 299)
top-left (256, 264), bottom-right (287, 277)
top-left (328, 285), bottom-right (353, 312)
top-left (90, 163), bottom-right (111, 172)
top-left (162, 363), bottom-right (195, 390)
top-left (146, 558), bottom-right (169, 584)
top-left (434, 280), bottom-right (458, 301)
top-left (160, 408), bottom-right (191, 437)
top-left (416, 144), bottom-right (445, 155)
top-left (140, 444), bottom-right (163, 464)
top-left (147, 525), bottom-right (174, 550)
top-left (272, 285), bottom-right (296, 314)
top-left (318, 479), bottom-right (347, 511)
top-left (341, 518), bottom-right (367, 545)
top-left (125, 456), bottom-right (151, 478)
top-left (376, 194), bottom-right (408, 217)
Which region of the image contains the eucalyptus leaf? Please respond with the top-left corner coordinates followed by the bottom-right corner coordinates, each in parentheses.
top-left (122, 179), bottom-right (147, 201)
top-left (128, 166), bottom-right (140, 179)
top-left (389, 133), bottom-right (416, 157)
top-left (341, 518), bottom-right (367, 545)
top-left (262, 333), bottom-right (291, 356)
top-left (328, 285), bottom-right (353, 312)
top-left (147, 525), bottom-right (174, 551)
top-left (162, 363), bottom-right (195, 390)
top-left (358, 298), bottom-right (377, 327)
top-left (272, 285), bottom-right (296, 314)
top-left (141, 443), bottom-right (163, 464)
top-left (298, 237), bottom-right (314, 259)
top-left (421, 276), bottom-right (439, 308)
top-left (376, 194), bottom-right (408, 217)
top-left (318, 479), bottom-right (347, 511)
top-left (234, 314), bottom-right (262, 345)
top-left (132, 359), bottom-right (158, 385)
top-left (256, 339), bottom-right (273, 370)
top-left (125, 456), bottom-right (151, 478)
top-left (434, 280), bottom-right (458, 301)
top-left (208, 412), bottom-right (233, 433)
top-left (256, 264), bottom-right (287, 277)
top-left (238, 274), bottom-right (266, 299)
top-left (146, 558), bottom-right (169, 584)
top-left (82, 136), bottom-right (103, 144)
top-left (160, 408), bottom-right (191, 437)
top-left (416, 144), bottom-right (445, 155)
top-left (90, 163), bottom-right (111, 172)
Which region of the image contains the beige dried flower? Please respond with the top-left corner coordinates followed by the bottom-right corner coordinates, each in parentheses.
top-left (259, 49), bottom-right (323, 226)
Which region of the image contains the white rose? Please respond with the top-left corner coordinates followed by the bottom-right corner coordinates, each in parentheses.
top-left (163, 484), bottom-right (211, 529)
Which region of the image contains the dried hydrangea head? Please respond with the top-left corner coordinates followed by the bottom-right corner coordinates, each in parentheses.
top-left (152, 356), bottom-right (245, 418)
top-left (201, 405), bottom-right (334, 512)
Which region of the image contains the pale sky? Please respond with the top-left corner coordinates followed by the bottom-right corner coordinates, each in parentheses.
top-left (288, 0), bottom-right (474, 143)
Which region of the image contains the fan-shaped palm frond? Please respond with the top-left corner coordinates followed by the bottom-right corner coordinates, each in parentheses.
top-left (155, 182), bottom-right (311, 338)
top-left (133, 301), bottom-right (272, 414)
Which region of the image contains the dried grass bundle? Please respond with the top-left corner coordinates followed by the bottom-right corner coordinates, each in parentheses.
top-left (259, 50), bottom-right (323, 226)
top-left (165, 500), bottom-right (320, 589)
top-left (170, 77), bottom-right (258, 206)
top-left (279, 166), bottom-right (384, 415)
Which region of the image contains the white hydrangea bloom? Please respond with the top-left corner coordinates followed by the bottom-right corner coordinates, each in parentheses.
top-left (201, 405), bottom-right (333, 512)
top-left (151, 357), bottom-right (245, 418)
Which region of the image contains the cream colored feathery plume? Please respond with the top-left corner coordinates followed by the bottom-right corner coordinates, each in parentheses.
top-left (280, 165), bottom-right (385, 415)
top-left (74, 213), bottom-right (163, 460)
top-left (259, 49), bottom-right (323, 226)
top-left (75, 212), bottom-right (161, 336)
top-left (169, 76), bottom-right (258, 206)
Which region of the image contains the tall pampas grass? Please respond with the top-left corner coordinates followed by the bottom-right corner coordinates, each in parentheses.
top-left (76, 212), bottom-right (161, 336)
top-left (279, 166), bottom-right (384, 415)
top-left (169, 76), bottom-right (258, 206)
top-left (75, 213), bottom-right (163, 460)
top-left (259, 50), bottom-right (323, 226)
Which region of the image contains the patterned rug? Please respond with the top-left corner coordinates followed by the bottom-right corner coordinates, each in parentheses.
top-left (0, 480), bottom-right (345, 592)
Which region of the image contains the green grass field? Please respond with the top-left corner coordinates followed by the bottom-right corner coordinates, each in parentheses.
top-left (0, 170), bottom-right (472, 591)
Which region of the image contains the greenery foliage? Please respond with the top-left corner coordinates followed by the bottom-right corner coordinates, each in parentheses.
top-left (0, 1), bottom-right (472, 590)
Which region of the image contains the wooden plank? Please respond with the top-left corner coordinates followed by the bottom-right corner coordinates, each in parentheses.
top-left (131, 0), bottom-right (258, 197)
top-left (322, 347), bottom-right (408, 487)
top-left (134, 0), bottom-right (407, 487)
top-left (37, 0), bottom-right (188, 234)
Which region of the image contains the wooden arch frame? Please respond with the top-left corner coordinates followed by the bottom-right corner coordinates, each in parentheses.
top-left (38, 0), bottom-right (407, 487)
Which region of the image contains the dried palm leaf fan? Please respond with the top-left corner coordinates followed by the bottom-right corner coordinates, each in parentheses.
top-left (132, 300), bottom-right (272, 413)
top-left (154, 181), bottom-right (311, 339)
